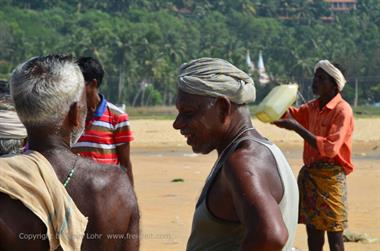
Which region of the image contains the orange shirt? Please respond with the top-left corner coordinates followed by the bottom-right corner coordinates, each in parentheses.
top-left (288, 93), bottom-right (354, 174)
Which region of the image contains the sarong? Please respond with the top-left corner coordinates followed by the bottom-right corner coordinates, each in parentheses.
top-left (298, 162), bottom-right (347, 232)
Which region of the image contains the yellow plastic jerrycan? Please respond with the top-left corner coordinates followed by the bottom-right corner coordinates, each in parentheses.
top-left (255, 84), bottom-right (298, 123)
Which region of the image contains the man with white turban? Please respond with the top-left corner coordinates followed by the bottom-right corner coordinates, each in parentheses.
top-left (174, 57), bottom-right (299, 251)
top-left (0, 81), bottom-right (27, 155)
top-left (273, 60), bottom-right (354, 251)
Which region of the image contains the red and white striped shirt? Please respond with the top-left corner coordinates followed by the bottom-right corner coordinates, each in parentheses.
top-left (72, 95), bottom-right (133, 165)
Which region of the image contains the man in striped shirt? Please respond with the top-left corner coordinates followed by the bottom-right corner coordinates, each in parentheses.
top-left (72, 57), bottom-right (134, 184)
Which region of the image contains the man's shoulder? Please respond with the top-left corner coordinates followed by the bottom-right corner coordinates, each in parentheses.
top-left (76, 157), bottom-right (133, 196)
top-left (222, 139), bottom-right (285, 203)
top-left (106, 102), bottom-right (128, 118)
top-left (225, 138), bottom-right (276, 173)
top-left (336, 98), bottom-right (353, 116)
top-left (72, 157), bottom-right (137, 236)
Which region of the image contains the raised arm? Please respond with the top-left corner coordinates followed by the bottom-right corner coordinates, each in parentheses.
top-left (273, 107), bottom-right (353, 155)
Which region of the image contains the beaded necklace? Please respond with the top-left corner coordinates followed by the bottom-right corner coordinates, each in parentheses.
top-left (63, 156), bottom-right (79, 188)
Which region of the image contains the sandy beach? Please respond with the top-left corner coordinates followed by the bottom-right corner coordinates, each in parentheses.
top-left (130, 118), bottom-right (380, 251)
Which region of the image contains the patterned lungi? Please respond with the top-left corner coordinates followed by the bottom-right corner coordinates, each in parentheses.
top-left (298, 162), bottom-right (348, 232)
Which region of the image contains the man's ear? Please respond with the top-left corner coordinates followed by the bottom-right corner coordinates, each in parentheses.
top-left (85, 79), bottom-right (98, 90)
top-left (68, 102), bottom-right (81, 127)
top-left (90, 79), bottom-right (98, 88)
top-left (215, 96), bottom-right (231, 123)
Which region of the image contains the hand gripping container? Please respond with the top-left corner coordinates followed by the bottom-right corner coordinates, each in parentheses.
top-left (255, 84), bottom-right (298, 123)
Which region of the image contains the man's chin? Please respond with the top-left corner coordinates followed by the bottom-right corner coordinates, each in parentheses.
top-left (191, 145), bottom-right (212, 155)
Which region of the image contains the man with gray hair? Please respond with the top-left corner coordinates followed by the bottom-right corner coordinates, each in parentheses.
top-left (0, 55), bottom-right (139, 251)
top-left (173, 58), bottom-right (299, 251)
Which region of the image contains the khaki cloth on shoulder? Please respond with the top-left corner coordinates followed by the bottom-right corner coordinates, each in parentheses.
top-left (0, 151), bottom-right (88, 251)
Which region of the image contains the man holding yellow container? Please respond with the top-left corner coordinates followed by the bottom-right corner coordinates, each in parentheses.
top-left (272, 60), bottom-right (354, 251)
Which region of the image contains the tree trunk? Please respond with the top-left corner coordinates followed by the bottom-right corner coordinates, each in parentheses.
top-left (354, 78), bottom-right (358, 107)
top-left (118, 57), bottom-right (125, 104)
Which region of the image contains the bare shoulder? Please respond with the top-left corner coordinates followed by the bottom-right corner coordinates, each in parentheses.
top-left (65, 157), bottom-right (139, 249)
top-left (70, 157), bottom-right (137, 217)
top-left (222, 139), bottom-right (283, 202)
top-left (77, 157), bottom-right (135, 197)
top-left (225, 139), bottom-right (276, 174)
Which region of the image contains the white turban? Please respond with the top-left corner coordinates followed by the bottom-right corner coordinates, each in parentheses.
top-left (0, 110), bottom-right (27, 139)
top-left (314, 60), bottom-right (346, 91)
top-left (177, 57), bottom-right (256, 104)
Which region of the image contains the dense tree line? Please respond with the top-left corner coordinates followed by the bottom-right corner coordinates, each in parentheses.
top-left (1, 0), bottom-right (380, 105)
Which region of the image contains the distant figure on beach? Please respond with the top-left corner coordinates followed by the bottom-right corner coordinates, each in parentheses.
top-left (272, 60), bottom-right (354, 251)
top-left (0, 55), bottom-right (139, 251)
top-left (173, 57), bottom-right (299, 251)
top-left (71, 57), bottom-right (135, 184)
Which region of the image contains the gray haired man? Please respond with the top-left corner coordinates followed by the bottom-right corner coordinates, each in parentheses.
top-left (0, 55), bottom-right (139, 251)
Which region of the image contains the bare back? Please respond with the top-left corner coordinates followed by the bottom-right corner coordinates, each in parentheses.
top-left (0, 151), bottom-right (139, 251)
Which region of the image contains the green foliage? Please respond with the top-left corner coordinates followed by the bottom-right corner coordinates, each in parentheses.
top-left (144, 85), bottom-right (163, 106)
top-left (353, 105), bottom-right (380, 117)
top-left (370, 83), bottom-right (380, 102)
top-left (0, 0), bottom-right (379, 106)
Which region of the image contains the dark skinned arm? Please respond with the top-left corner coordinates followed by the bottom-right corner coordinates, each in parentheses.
top-left (103, 167), bottom-right (139, 251)
top-left (272, 114), bottom-right (317, 149)
top-left (117, 170), bottom-right (139, 251)
top-left (116, 143), bottom-right (134, 185)
top-left (122, 204), bottom-right (140, 251)
top-left (224, 150), bottom-right (288, 251)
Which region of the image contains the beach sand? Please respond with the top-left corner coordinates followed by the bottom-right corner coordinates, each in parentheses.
top-left (131, 118), bottom-right (380, 251)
